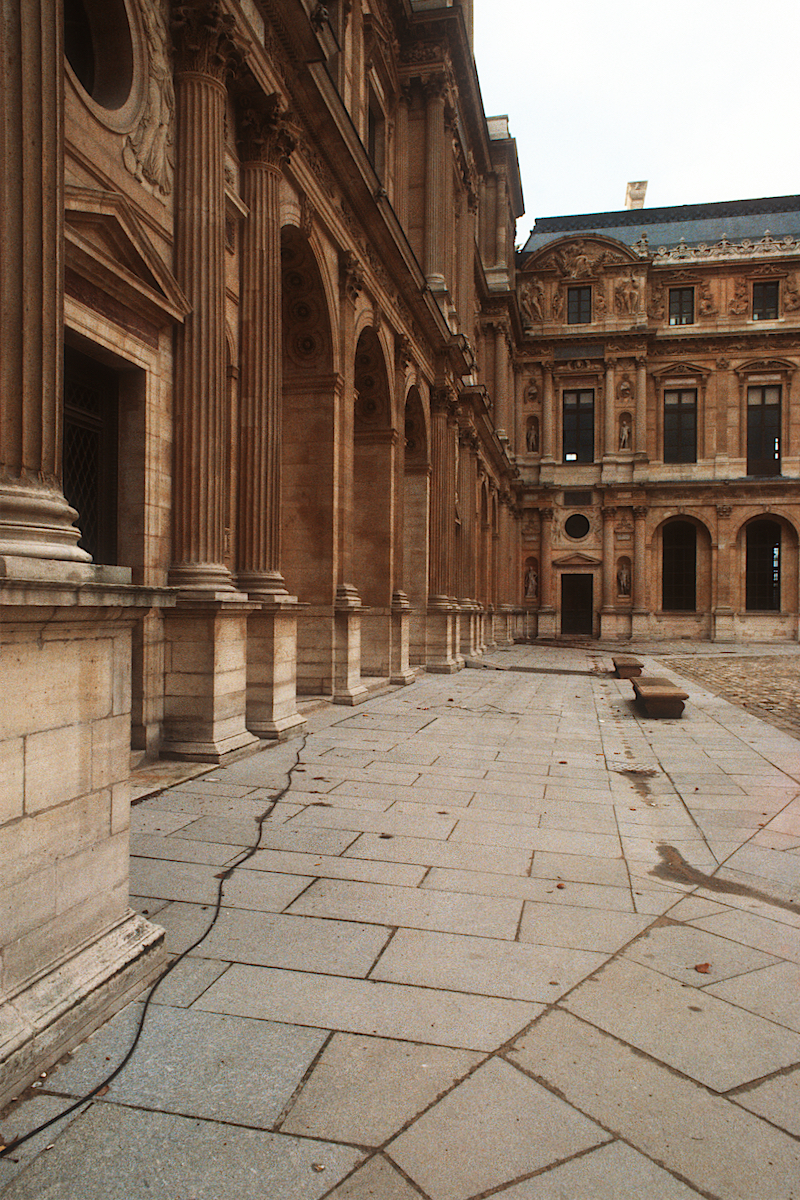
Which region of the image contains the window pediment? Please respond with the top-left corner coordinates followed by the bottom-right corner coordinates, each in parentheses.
top-left (519, 234), bottom-right (640, 278)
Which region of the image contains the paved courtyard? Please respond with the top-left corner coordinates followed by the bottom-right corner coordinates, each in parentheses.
top-left (2, 643), bottom-right (800, 1199)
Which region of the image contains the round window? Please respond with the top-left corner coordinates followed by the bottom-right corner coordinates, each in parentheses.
top-left (65, 0), bottom-right (134, 111)
top-left (565, 513), bottom-right (591, 539)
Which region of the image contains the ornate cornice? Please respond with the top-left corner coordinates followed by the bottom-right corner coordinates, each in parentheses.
top-left (652, 230), bottom-right (800, 266)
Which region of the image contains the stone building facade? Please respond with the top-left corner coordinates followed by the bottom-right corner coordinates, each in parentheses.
top-left (515, 197), bottom-right (800, 644)
top-left (0, 0), bottom-right (524, 1103)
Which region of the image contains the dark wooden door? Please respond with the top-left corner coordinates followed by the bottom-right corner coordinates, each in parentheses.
top-left (561, 573), bottom-right (593, 635)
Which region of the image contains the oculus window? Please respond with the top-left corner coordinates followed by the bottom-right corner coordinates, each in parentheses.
top-left (746, 520), bottom-right (781, 611)
top-left (562, 389), bottom-right (594, 462)
top-left (567, 286), bottom-right (592, 325)
top-left (662, 521), bottom-right (696, 611)
top-left (564, 513), bottom-right (591, 539)
top-left (753, 281), bottom-right (779, 321)
top-left (747, 385), bottom-right (781, 475)
top-left (669, 287), bottom-right (694, 326)
top-left (663, 388), bottom-right (697, 463)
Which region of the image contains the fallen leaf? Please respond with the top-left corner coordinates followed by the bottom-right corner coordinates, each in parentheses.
top-left (312, 1164), bottom-right (326, 1173)
top-left (95, 1085), bottom-right (110, 1097)
top-left (694, 962), bottom-right (711, 974)
top-left (556, 883), bottom-right (566, 889)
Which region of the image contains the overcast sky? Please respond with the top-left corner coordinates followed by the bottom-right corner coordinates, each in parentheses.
top-left (473, 0), bottom-right (800, 244)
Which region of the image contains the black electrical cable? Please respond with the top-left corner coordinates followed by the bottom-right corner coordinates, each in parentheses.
top-left (0, 731), bottom-right (310, 1161)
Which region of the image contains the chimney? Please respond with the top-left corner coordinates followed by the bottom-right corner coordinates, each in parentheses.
top-left (625, 181), bottom-right (647, 210)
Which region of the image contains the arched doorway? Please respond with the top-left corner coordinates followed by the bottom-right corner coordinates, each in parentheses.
top-left (403, 386), bottom-right (429, 665)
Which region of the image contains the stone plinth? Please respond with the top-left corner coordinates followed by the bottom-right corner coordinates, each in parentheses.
top-left (333, 585), bottom-right (368, 705)
top-left (426, 600), bottom-right (464, 674)
top-left (0, 575), bottom-right (170, 1107)
top-left (390, 592), bottom-right (416, 686)
top-left (245, 597), bottom-right (305, 740)
top-left (162, 597), bottom-right (260, 761)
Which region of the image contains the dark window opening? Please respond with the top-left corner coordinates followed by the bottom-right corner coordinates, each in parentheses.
top-left (747, 384), bottom-right (781, 475)
top-left (663, 388), bottom-right (697, 463)
top-left (567, 286), bottom-right (592, 325)
top-left (669, 287), bottom-right (694, 326)
top-left (753, 281), bottom-right (779, 321)
top-left (563, 490), bottom-right (593, 506)
top-left (367, 91), bottom-right (385, 176)
top-left (662, 521), bottom-right (696, 611)
top-left (64, 0), bottom-right (95, 96)
top-left (563, 389), bottom-right (594, 463)
top-left (63, 346), bottom-right (118, 564)
top-left (63, 0), bottom-right (133, 110)
top-left (746, 520), bottom-right (781, 611)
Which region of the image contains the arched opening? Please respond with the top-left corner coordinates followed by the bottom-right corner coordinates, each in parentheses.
top-left (352, 327), bottom-right (394, 610)
top-left (403, 387), bottom-right (429, 665)
top-left (662, 520), bottom-right (697, 611)
top-left (280, 226), bottom-right (334, 606)
top-left (746, 519), bottom-right (782, 610)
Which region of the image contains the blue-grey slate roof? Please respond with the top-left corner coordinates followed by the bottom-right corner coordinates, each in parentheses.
top-left (520, 195), bottom-right (800, 256)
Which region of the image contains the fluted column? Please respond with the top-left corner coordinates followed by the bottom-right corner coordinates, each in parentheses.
top-left (494, 322), bottom-right (509, 439)
top-left (604, 357), bottom-right (616, 457)
top-left (540, 508), bottom-right (554, 608)
top-left (169, 2), bottom-right (240, 591)
top-left (236, 90), bottom-right (295, 594)
top-left (423, 75), bottom-right (447, 287)
top-left (635, 356), bottom-right (648, 457)
top-left (457, 426), bottom-right (476, 600)
top-left (542, 363), bottom-right (555, 461)
top-left (0, 0), bottom-right (89, 564)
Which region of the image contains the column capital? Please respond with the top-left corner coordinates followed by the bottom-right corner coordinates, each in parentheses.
top-left (602, 505), bottom-right (617, 521)
top-left (171, 1), bottom-right (245, 80)
top-left (236, 87), bottom-right (297, 168)
top-left (539, 506), bottom-right (555, 522)
top-left (633, 505), bottom-right (648, 520)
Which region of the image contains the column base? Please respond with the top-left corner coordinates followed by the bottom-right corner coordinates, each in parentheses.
top-left (0, 911), bottom-right (166, 1110)
top-left (426, 605), bottom-right (464, 673)
top-left (334, 586), bottom-right (368, 704)
top-left (712, 608), bottom-right (736, 643)
top-left (600, 607), bottom-right (632, 640)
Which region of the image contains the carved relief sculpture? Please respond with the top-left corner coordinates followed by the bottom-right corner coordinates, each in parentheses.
top-left (124, 0), bottom-right (175, 195)
top-left (698, 280), bottom-right (716, 316)
top-left (728, 277), bottom-right (749, 315)
top-left (648, 280), bottom-right (665, 320)
top-left (551, 282), bottom-right (564, 320)
top-left (519, 279), bottom-right (544, 326)
top-left (615, 276), bottom-right (639, 315)
top-left (784, 276), bottom-right (800, 311)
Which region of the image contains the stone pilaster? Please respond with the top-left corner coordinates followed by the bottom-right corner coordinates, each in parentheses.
top-left (169, 1), bottom-right (241, 592)
top-left (713, 503), bottom-right (735, 642)
top-left (635, 357), bottom-right (648, 458)
top-left (494, 321), bottom-right (509, 439)
top-left (0, 0), bottom-right (89, 566)
top-left (601, 506), bottom-right (617, 610)
top-left (604, 357), bottom-right (616, 458)
top-left (537, 507), bottom-right (556, 637)
top-left (427, 387), bottom-right (461, 672)
top-left (542, 363), bottom-right (555, 462)
top-left (423, 74), bottom-right (448, 288)
top-left (631, 504), bottom-right (650, 637)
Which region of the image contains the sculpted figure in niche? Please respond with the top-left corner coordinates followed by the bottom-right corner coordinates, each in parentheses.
top-left (123, 0), bottom-right (174, 196)
top-left (551, 284), bottom-right (564, 320)
top-left (519, 280), bottom-right (545, 326)
top-left (729, 278), bottom-right (749, 315)
top-left (618, 416), bottom-right (631, 450)
top-left (526, 416), bottom-right (540, 454)
top-left (617, 560), bottom-right (631, 596)
top-left (524, 564), bottom-right (539, 600)
top-left (698, 281), bottom-right (716, 316)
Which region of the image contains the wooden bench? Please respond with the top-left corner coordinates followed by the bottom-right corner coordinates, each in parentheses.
top-left (612, 654), bottom-right (643, 678)
top-left (632, 676), bottom-right (689, 719)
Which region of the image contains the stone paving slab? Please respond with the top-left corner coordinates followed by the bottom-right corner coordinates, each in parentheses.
top-left (7, 643), bottom-right (800, 1199)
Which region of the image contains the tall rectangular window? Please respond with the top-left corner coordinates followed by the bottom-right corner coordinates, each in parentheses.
top-left (753, 281), bottom-right (779, 320)
top-left (662, 522), bottom-right (696, 611)
top-left (669, 287), bottom-right (694, 325)
top-left (567, 286), bottom-right (592, 325)
top-left (663, 388), bottom-right (697, 463)
top-left (747, 385), bottom-right (781, 475)
top-left (563, 389), bottom-right (594, 462)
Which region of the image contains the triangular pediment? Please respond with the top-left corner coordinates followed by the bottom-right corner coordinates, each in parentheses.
top-left (519, 234), bottom-right (641, 277)
top-left (553, 552), bottom-right (602, 567)
top-left (65, 186), bottom-right (190, 326)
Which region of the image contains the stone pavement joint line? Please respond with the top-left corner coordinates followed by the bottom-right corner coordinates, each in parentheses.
top-left (2, 643), bottom-right (800, 1200)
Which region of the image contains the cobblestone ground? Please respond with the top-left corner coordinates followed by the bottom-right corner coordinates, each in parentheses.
top-left (661, 655), bottom-right (800, 740)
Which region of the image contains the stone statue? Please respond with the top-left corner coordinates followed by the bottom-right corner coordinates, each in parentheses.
top-left (617, 562), bottom-right (631, 595)
top-left (551, 284), bottom-right (564, 320)
top-left (615, 276), bottom-right (639, 316)
top-left (524, 566), bottom-right (538, 600)
top-left (526, 417), bottom-right (539, 453)
top-left (619, 417), bottom-right (631, 450)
